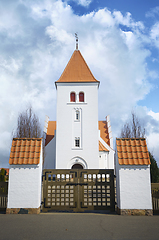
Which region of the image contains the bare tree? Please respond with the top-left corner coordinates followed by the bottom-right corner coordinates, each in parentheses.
top-left (120, 111), bottom-right (145, 138)
top-left (14, 106), bottom-right (42, 138)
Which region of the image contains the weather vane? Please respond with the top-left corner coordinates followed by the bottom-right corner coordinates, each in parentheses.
top-left (75, 33), bottom-right (78, 50)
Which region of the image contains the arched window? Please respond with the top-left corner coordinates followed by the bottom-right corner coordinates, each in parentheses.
top-left (79, 92), bottom-right (84, 102)
top-left (70, 92), bottom-right (76, 102)
top-left (75, 137), bottom-right (80, 147)
top-left (76, 110), bottom-right (80, 121)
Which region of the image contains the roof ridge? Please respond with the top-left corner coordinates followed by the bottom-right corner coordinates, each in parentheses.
top-left (116, 137), bottom-right (146, 140)
top-left (13, 138), bottom-right (42, 141)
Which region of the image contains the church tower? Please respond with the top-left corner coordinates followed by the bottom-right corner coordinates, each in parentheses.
top-left (55, 46), bottom-right (100, 169)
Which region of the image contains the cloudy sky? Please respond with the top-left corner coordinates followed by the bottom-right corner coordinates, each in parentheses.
top-left (0, 0), bottom-right (159, 167)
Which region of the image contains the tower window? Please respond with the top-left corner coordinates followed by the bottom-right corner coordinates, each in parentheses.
top-left (79, 92), bottom-right (84, 102)
top-left (76, 111), bottom-right (80, 120)
top-left (75, 138), bottom-right (80, 147)
top-left (70, 92), bottom-right (76, 102)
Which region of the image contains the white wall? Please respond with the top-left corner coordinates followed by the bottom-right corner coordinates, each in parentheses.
top-left (7, 147), bottom-right (43, 209)
top-left (99, 135), bottom-right (115, 169)
top-left (99, 151), bottom-right (114, 169)
top-left (116, 156), bottom-right (152, 210)
top-left (44, 134), bottom-right (56, 169)
top-left (109, 150), bottom-right (114, 169)
top-left (99, 152), bottom-right (108, 169)
top-left (56, 82), bottom-right (99, 169)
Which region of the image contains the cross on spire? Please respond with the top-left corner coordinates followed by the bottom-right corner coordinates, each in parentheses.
top-left (75, 33), bottom-right (78, 50)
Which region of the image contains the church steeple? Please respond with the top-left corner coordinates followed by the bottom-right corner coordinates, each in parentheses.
top-left (55, 41), bottom-right (100, 169)
top-left (56, 50), bottom-right (99, 84)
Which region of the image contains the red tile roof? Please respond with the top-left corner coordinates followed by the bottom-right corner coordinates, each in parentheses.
top-left (116, 138), bottom-right (150, 165)
top-left (9, 138), bottom-right (42, 165)
top-left (98, 121), bottom-right (110, 146)
top-left (99, 141), bottom-right (109, 152)
top-left (56, 50), bottom-right (99, 83)
top-left (45, 121), bottom-right (56, 146)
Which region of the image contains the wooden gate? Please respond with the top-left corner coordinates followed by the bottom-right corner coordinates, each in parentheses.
top-left (151, 183), bottom-right (159, 215)
top-left (42, 169), bottom-right (115, 212)
top-left (0, 182), bottom-right (8, 209)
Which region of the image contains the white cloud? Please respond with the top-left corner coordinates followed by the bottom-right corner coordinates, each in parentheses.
top-left (92, 8), bottom-right (115, 27)
top-left (0, 0), bottom-right (159, 166)
top-left (148, 70), bottom-right (159, 80)
top-left (147, 132), bottom-right (159, 161)
top-left (148, 110), bottom-right (159, 121)
top-left (146, 6), bottom-right (159, 18)
top-left (113, 11), bottom-right (145, 30)
top-left (70, 0), bottom-right (92, 7)
top-left (150, 22), bottom-right (159, 48)
top-left (137, 108), bottom-right (159, 165)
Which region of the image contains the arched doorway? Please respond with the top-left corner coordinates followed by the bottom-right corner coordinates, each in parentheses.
top-left (71, 164), bottom-right (83, 169)
top-left (68, 157), bottom-right (87, 169)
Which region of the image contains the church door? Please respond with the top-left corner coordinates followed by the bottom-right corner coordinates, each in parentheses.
top-left (71, 164), bottom-right (83, 169)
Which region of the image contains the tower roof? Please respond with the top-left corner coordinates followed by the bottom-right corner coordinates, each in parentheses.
top-left (56, 50), bottom-right (99, 83)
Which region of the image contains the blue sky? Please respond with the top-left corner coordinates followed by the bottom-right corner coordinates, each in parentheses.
top-left (70, 0), bottom-right (158, 20)
top-left (0, 0), bottom-right (159, 167)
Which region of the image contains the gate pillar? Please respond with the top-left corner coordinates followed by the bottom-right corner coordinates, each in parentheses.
top-left (116, 138), bottom-right (153, 216)
top-left (6, 138), bottom-right (43, 214)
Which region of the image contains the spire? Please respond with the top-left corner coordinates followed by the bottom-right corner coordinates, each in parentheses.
top-left (75, 33), bottom-right (78, 50)
top-left (56, 50), bottom-right (99, 83)
top-left (55, 34), bottom-right (100, 84)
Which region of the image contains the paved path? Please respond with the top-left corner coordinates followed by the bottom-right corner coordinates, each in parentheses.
top-left (0, 212), bottom-right (159, 240)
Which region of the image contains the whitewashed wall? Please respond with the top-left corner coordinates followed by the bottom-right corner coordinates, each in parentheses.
top-left (99, 152), bottom-right (108, 169)
top-left (116, 155), bottom-right (152, 210)
top-left (44, 133), bottom-right (56, 169)
top-left (7, 147), bottom-right (43, 209)
top-left (56, 82), bottom-right (99, 169)
top-left (99, 135), bottom-right (114, 169)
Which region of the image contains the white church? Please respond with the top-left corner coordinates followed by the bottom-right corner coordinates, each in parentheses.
top-left (44, 43), bottom-right (115, 170)
top-left (7, 40), bottom-right (153, 216)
